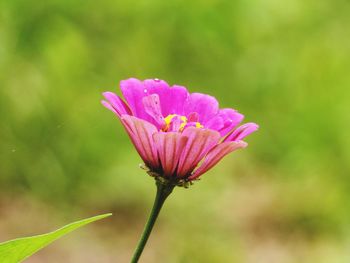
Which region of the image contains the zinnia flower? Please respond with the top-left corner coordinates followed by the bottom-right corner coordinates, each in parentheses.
top-left (102, 78), bottom-right (259, 262)
top-left (102, 78), bottom-right (258, 187)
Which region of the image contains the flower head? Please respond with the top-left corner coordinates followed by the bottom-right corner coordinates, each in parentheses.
top-left (102, 78), bottom-right (258, 187)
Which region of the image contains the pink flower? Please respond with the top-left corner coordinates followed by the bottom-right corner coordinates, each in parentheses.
top-left (102, 78), bottom-right (258, 186)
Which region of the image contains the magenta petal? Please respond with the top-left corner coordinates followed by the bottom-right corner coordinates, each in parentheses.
top-left (219, 109), bottom-right (244, 135)
top-left (225, 123), bottom-right (259, 142)
top-left (184, 93), bottom-right (219, 124)
top-left (120, 78), bottom-right (152, 121)
top-left (101, 100), bottom-right (117, 115)
top-left (153, 132), bottom-right (188, 177)
top-left (206, 108), bottom-right (244, 136)
top-left (144, 79), bottom-right (189, 116)
top-left (102, 92), bottom-right (131, 116)
top-left (120, 115), bottom-right (159, 170)
top-left (189, 140), bottom-right (248, 180)
top-left (164, 85), bottom-right (189, 116)
top-left (144, 79), bottom-right (170, 94)
top-left (177, 127), bottom-right (220, 178)
top-left (205, 116), bottom-right (224, 133)
top-left (142, 94), bottom-right (165, 128)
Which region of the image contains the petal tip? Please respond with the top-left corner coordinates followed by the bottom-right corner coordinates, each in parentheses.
top-left (236, 140), bottom-right (248, 148)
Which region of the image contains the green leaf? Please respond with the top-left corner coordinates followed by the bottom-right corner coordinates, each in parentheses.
top-left (0, 213), bottom-right (112, 263)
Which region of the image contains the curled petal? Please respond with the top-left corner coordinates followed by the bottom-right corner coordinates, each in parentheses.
top-left (142, 94), bottom-right (165, 128)
top-left (177, 127), bottom-right (220, 178)
top-left (120, 115), bottom-right (159, 170)
top-left (153, 132), bottom-right (188, 177)
top-left (189, 140), bottom-right (248, 180)
top-left (101, 100), bottom-right (117, 115)
top-left (225, 123), bottom-right (259, 142)
top-left (102, 92), bottom-right (131, 117)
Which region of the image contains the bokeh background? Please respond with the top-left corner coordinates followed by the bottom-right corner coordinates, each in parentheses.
top-left (1, 0), bottom-right (350, 262)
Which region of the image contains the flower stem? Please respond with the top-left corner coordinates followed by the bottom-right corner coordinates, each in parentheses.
top-left (130, 179), bottom-right (175, 263)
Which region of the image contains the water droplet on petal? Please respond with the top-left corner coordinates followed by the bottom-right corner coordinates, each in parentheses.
top-left (144, 89), bottom-right (148, 93)
top-left (154, 78), bottom-right (160, 82)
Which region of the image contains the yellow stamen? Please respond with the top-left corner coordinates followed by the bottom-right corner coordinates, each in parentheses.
top-left (195, 122), bottom-right (203, 128)
top-left (164, 114), bottom-right (177, 125)
top-left (163, 114), bottom-right (203, 131)
top-left (178, 116), bottom-right (188, 131)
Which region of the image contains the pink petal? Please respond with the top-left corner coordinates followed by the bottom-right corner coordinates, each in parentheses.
top-left (120, 115), bottom-right (159, 170)
top-left (120, 78), bottom-right (153, 122)
top-left (225, 123), bottom-right (259, 142)
top-left (101, 100), bottom-right (117, 115)
top-left (144, 79), bottom-right (189, 116)
top-left (205, 116), bottom-right (224, 133)
top-left (184, 93), bottom-right (219, 124)
top-left (153, 132), bottom-right (188, 177)
top-left (102, 92), bottom-right (131, 117)
top-left (219, 109), bottom-right (244, 135)
top-left (189, 140), bottom-right (248, 180)
top-left (142, 94), bottom-right (165, 128)
top-left (207, 108), bottom-right (244, 136)
top-left (162, 85), bottom-right (189, 116)
top-left (177, 127), bottom-right (220, 178)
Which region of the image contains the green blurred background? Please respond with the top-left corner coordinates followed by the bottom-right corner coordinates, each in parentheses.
top-left (1, 0), bottom-right (350, 262)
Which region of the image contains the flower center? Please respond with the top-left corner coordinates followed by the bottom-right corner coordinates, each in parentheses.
top-left (163, 114), bottom-right (203, 132)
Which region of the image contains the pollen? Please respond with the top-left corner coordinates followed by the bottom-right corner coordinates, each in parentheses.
top-left (163, 114), bottom-right (204, 132)
top-left (164, 114), bottom-right (177, 125)
top-left (195, 122), bottom-right (203, 128)
top-left (163, 114), bottom-right (188, 132)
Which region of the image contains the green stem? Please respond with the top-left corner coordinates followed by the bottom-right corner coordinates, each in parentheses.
top-left (130, 179), bottom-right (175, 263)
